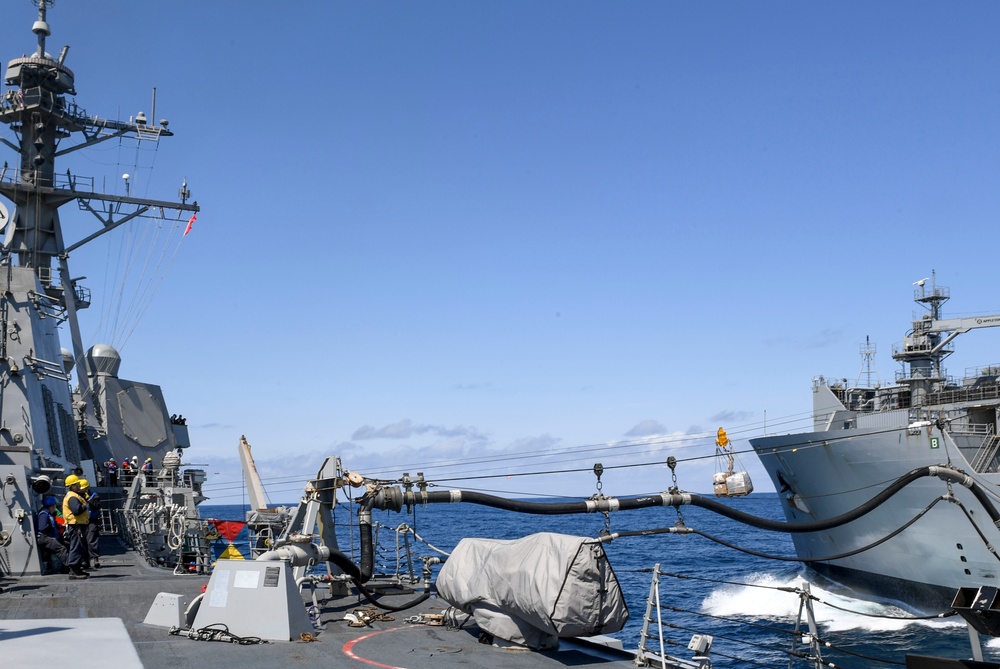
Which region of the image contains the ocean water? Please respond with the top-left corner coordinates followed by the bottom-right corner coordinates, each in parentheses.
top-left (202, 495), bottom-right (997, 669)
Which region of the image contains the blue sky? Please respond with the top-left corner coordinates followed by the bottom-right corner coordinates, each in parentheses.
top-left (4, 1), bottom-right (1000, 503)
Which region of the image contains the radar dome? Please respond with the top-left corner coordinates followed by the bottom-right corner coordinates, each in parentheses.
top-left (61, 348), bottom-right (74, 374)
top-left (86, 343), bottom-right (121, 377)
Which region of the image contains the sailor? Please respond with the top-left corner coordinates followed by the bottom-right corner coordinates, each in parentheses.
top-left (106, 459), bottom-right (118, 487)
top-left (142, 457), bottom-right (154, 484)
top-left (61, 474), bottom-right (90, 579)
top-left (80, 478), bottom-right (101, 570)
top-left (120, 457), bottom-right (131, 485)
top-left (35, 496), bottom-right (68, 574)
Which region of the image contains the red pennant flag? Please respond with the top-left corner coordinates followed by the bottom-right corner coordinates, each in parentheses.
top-left (184, 213), bottom-right (197, 235)
top-left (210, 519), bottom-right (246, 542)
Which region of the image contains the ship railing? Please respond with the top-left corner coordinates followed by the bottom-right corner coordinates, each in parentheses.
top-left (951, 422), bottom-right (994, 437)
top-left (894, 340), bottom-right (932, 355)
top-left (928, 383), bottom-right (1000, 407)
top-left (0, 86), bottom-right (157, 144)
top-left (894, 366), bottom-right (948, 383)
top-left (0, 163), bottom-right (96, 191)
top-left (246, 509), bottom-right (290, 560)
top-left (637, 568), bottom-right (833, 669)
top-left (97, 507), bottom-right (118, 535)
top-left (360, 521), bottom-right (425, 586)
top-left (914, 284), bottom-right (950, 302)
top-left (135, 124), bottom-right (167, 142)
top-left (0, 85), bottom-right (70, 121)
top-left (635, 563), bottom-right (712, 669)
top-left (114, 493), bottom-right (211, 572)
top-left (74, 284), bottom-right (91, 309)
top-left (964, 363), bottom-right (1000, 380)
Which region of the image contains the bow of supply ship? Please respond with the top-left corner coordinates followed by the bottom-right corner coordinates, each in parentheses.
top-left (751, 272), bottom-right (1000, 613)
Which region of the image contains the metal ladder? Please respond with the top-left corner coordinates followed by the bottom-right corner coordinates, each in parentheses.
top-left (972, 433), bottom-right (1000, 472)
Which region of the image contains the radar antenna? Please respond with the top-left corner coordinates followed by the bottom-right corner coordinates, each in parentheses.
top-left (856, 335), bottom-right (880, 388)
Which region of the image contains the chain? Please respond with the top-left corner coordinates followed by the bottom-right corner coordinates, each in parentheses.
top-left (593, 463), bottom-right (611, 535)
top-left (667, 456), bottom-right (685, 527)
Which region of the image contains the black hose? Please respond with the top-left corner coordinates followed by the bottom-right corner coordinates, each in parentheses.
top-left (327, 547), bottom-right (429, 612)
top-left (686, 468), bottom-right (936, 533)
top-left (393, 490), bottom-right (671, 514)
top-left (326, 548), bottom-right (362, 581)
top-left (343, 465), bottom-right (1000, 609)
top-left (358, 519), bottom-right (374, 583)
top-left (371, 465), bottom-right (1000, 535)
top-left (356, 585), bottom-right (430, 612)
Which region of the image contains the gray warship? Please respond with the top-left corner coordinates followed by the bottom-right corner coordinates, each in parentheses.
top-left (751, 272), bottom-right (1000, 611)
top-left (0, 0), bottom-right (207, 580)
top-left (0, 4), bottom-right (700, 667)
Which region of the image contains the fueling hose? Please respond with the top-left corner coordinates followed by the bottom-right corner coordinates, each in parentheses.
top-left (361, 464), bottom-right (1000, 534)
top-left (325, 546), bottom-right (430, 612)
top-left (342, 464), bottom-right (997, 610)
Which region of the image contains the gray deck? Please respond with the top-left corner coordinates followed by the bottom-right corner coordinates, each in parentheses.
top-left (0, 537), bottom-right (638, 669)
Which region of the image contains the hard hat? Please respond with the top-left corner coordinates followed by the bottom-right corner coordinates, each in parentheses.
top-left (43, 496), bottom-right (58, 506)
top-left (78, 478), bottom-right (90, 491)
top-left (146, 457), bottom-right (152, 461)
top-left (64, 474), bottom-right (79, 487)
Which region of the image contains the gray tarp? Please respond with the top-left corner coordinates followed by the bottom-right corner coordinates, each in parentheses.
top-left (435, 532), bottom-right (629, 649)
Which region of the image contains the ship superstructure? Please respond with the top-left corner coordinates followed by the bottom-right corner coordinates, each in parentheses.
top-left (0, 1), bottom-right (205, 577)
top-left (751, 273), bottom-right (1000, 609)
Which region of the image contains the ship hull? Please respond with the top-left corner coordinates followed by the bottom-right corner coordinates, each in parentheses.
top-left (750, 425), bottom-right (1000, 611)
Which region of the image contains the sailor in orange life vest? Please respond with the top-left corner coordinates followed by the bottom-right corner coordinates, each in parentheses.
top-left (61, 474), bottom-right (91, 579)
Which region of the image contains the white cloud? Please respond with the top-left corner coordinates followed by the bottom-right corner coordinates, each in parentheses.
top-left (352, 419), bottom-right (487, 442)
top-left (624, 419), bottom-right (667, 437)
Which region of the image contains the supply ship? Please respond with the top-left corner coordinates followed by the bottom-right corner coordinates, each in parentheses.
top-left (751, 272), bottom-right (1000, 611)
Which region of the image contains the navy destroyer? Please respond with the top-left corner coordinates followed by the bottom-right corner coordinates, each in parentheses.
top-left (751, 272), bottom-right (1000, 611)
top-left (0, 0), bottom-right (208, 580)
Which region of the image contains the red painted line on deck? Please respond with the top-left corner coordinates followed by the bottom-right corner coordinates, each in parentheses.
top-left (341, 626), bottom-right (411, 669)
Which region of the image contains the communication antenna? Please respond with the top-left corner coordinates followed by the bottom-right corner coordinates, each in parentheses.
top-left (856, 335), bottom-right (880, 388)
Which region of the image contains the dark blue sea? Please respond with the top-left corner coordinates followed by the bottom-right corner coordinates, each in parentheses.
top-left (202, 495), bottom-right (996, 669)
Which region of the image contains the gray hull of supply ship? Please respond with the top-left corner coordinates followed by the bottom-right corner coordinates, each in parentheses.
top-left (750, 274), bottom-right (1000, 611)
top-left (0, 0), bottom-right (207, 577)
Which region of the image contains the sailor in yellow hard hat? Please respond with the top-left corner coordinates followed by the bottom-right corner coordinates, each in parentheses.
top-left (62, 474), bottom-right (90, 579)
top-left (79, 478), bottom-right (102, 569)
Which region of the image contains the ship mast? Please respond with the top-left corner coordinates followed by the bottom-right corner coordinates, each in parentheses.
top-left (893, 273), bottom-right (950, 405)
top-left (892, 271), bottom-right (1000, 406)
top-left (0, 0), bottom-right (199, 390)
